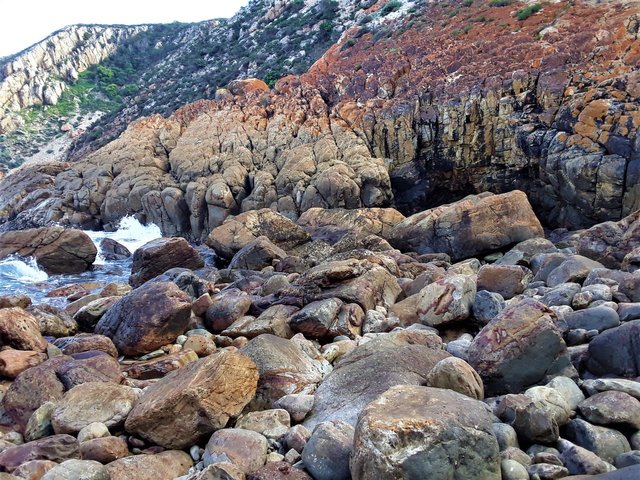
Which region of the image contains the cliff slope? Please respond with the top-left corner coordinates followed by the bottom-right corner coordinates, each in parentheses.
top-left (1, 0), bottom-right (639, 235)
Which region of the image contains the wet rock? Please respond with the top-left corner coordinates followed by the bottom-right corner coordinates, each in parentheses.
top-left (564, 306), bottom-right (620, 332)
top-left (0, 435), bottom-right (79, 472)
top-left (558, 439), bottom-right (616, 475)
top-left (0, 349), bottom-right (47, 378)
top-left (578, 391), bottom-right (640, 429)
top-left (95, 281), bottom-right (192, 356)
top-left (477, 264), bottom-right (532, 299)
top-left (240, 334), bottom-right (329, 408)
top-left (425, 356), bottom-right (484, 400)
top-left (203, 428), bottom-right (268, 474)
top-left (99, 238), bottom-right (131, 261)
top-left (304, 330), bottom-right (447, 429)
top-left (0, 308), bottom-right (47, 352)
top-left (301, 420), bottom-right (353, 480)
top-left (74, 297), bottom-right (120, 332)
top-left (229, 236), bottom-right (288, 271)
top-left (388, 191), bottom-right (544, 261)
top-left (30, 305), bottom-right (77, 338)
top-left (563, 418), bottom-right (630, 464)
top-left (40, 459), bottom-right (109, 480)
top-left (468, 298), bottom-right (572, 395)
top-left (0, 227), bottom-right (97, 274)
top-left (125, 351), bottom-right (258, 449)
top-left (51, 382), bottom-right (138, 434)
top-left (587, 320), bottom-right (640, 376)
top-left (129, 237), bottom-right (204, 287)
top-left (351, 385), bottom-right (500, 480)
top-left (105, 450), bottom-right (192, 480)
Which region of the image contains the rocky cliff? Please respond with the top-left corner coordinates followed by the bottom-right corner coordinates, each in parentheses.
top-left (1, 0), bottom-right (639, 235)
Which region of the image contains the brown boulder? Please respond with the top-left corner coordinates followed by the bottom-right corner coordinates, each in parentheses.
top-left (129, 237), bottom-right (204, 287)
top-left (388, 191), bottom-right (543, 261)
top-left (240, 334), bottom-right (330, 408)
top-left (12, 460), bottom-right (58, 479)
top-left (297, 207), bottom-right (405, 243)
top-left (52, 382), bottom-right (139, 434)
top-left (476, 264), bottom-right (533, 300)
top-left (468, 298), bottom-right (573, 396)
top-left (577, 210), bottom-right (640, 269)
top-left (350, 385), bottom-right (500, 480)
top-left (207, 209), bottom-right (310, 260)
top-left (79, 436), bottom-right (130, 464)
top-left (228, 236), bottom-right (287, 271)
top-left (0, 308), bottom-right (47, 352)
top-left (205, 289), bottom-right (253, 332)
top-left (95, 281), bottom-right (192, 356)
top-left (53, 334), bottom-right (118, 358)
top-left (228, 78), bottom-right (270, 96)
top-left (203, 428), bottom-right (268, 473)
top-left (105, 450), bottom-right (192, 480)
top-left (124, 349), bottom-right (199, 380)
top-left (124, 351), bottom-right (258, 449)
top-left (247, 462), bottom-right (312, 480)
top-left (222, 304), bottom-right (298, 339)
top-left (0, 227), bottom-right (96, 274)
top-left (0, 435), bottom-right (79, 472)
top-left (0, 350), bottom-right (47, 379)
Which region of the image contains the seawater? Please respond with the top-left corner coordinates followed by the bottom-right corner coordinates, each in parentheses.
top-left (0, 217), bottom-right (161, 305)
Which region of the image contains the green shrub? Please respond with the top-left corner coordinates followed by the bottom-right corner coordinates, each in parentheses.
top-left (463, 0), bottom-right (473, 6)
top-left (381, 0), bottom-right (402, 15)
top-left (516, 3), bottom-right (541, 20)
top-left (489, 0), bottom-right (514, 6)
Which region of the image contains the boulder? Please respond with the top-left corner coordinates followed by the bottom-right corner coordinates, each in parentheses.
top-left (413, 274), bottom-right (476, 326)
top-left (564, 306), bottom-right (620, 332)
top-left (203, 428), bottom-right (268, 474)
top-left (472, 290), bottom-right (506, 324)
top-left (476, 264), bottom-right (532, 300)
top-left (207, 209), bottom-right (310, 260)
top-left (0, 308), bottom-right (47, 352)
top-left (79, 436), bottom-right (130, 464)
top-left (587, 320), bottom-right (640, 376)
top-left (425, 356), bottom-right (484, 400)
top-left (546, 256), bottom-right (605, 287)
top-left (577, 210), bottom-right (640, 268)
top-left (240, 335), bottom-right (329, 408)
top-left (302, 421), bottom-right (353, 480)
top-left (304, 330), bottom-right (448, 430)
top-left (51, 382), bottom-right (138, 434)
top-left (123, 349), bottom-right (199, 380)
top-left (228, 236), bottom-right (287, 271)
top-left (296, 207), bottom-right (405, 243)
top-left (247, 461), bottom-right (312, 480)
top-left (124, 351), bottom-right (258, 449)
top-left (558, 439), bottom-right (616, 476)
top-left (350, 385), bottom-right (500, 480)
top-left (223, 304), bottom-right (298, 339)
top-left (289, 298), bottom-right (362, 340)
top-left (563, 418), bottom-right (631, 464)
top-left (99, 238), bottom-right (131, 261)
top-left (105, 450), bottom-right (192, 480)
top-left (95, 281), bottom-right (192, 356)
top-left (53, 334), bottom-right (118, 358)
top-left (129, 237), bottom-right (204, 287)
top-left (12, 461), bottom-right (58, 479)
top-left (205, 289), bottom-right (253, 332)
top-left (468, 298), bottom-right (572, 395)
top-left (74, 297), bottom-right (120, 332)
top-left (40, 459), bottom-right (109, 480)
top-left (0, 349), bottom-right (47, 378)
top-left (0, 227), bottom-right (97, 274)
top-left (0, 435), bottom-right (79, 472)
top-left (235, 409), bottom-right (290, 439)
top-left (578, 391), bottom-right (640, 429)
top-left (496, 394), bottom-right (560, 444)
top-left (388, 191), bottom-right (543, 261)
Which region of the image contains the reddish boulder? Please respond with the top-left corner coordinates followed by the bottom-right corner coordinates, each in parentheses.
top-left (0, 308), bottom-right (47, 352)
top-left (129, 237), bottom-right (204, 287)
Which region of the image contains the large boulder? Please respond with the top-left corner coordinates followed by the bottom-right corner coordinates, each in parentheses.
top-left (51, 382), bottom-right (138, 434)
top-left (577, 210), bottom-right (640, 268)
top-left (129, 237), bottom-right (204, 287)
top-left (304, 330), bottom-right (448, 430)
top-left (0, 308), bottom-right (47, 352)
top-left (207, 209), bottom-right (311, 260)
top-left (388, 191), bottom-right (543, 261)
top-left (105, 450), bottom-right (192, 480)
top-left (296, 207), bottom-right (405, 243)
top-left (124, 351), bottom-right (258, 449)
top-left (95, 281), bottom-right (192, 356)
top-left (350, 385), bottom-right (500, 480)
top-left (228, 236), bottom-right (287, 271)
top-left (587, 320), bottom-right (640, 377)
top-left (240, 335), bottom-right (330, 408)
top-left (0, 435), bottom-right (79, 472)
top-left (0, 227), bottom-right (96, 274)
top-left (467, 298), bottom-right (573, 395)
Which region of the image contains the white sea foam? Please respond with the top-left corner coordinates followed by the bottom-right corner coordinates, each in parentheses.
top-left (86, 216), bottom-right (162, 264)
top-left (0, 256), bottom-right (48, 283)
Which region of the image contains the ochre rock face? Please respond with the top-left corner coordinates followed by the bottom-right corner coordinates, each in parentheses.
top-left (0, 1), bottom-right (638, 236)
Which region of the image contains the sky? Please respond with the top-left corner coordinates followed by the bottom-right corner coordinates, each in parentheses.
top-left (0, 0), bottom-right (251, 57)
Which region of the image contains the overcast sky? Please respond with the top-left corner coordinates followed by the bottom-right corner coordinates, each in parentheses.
top-left (0, 0), bottom-right (251, 57)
